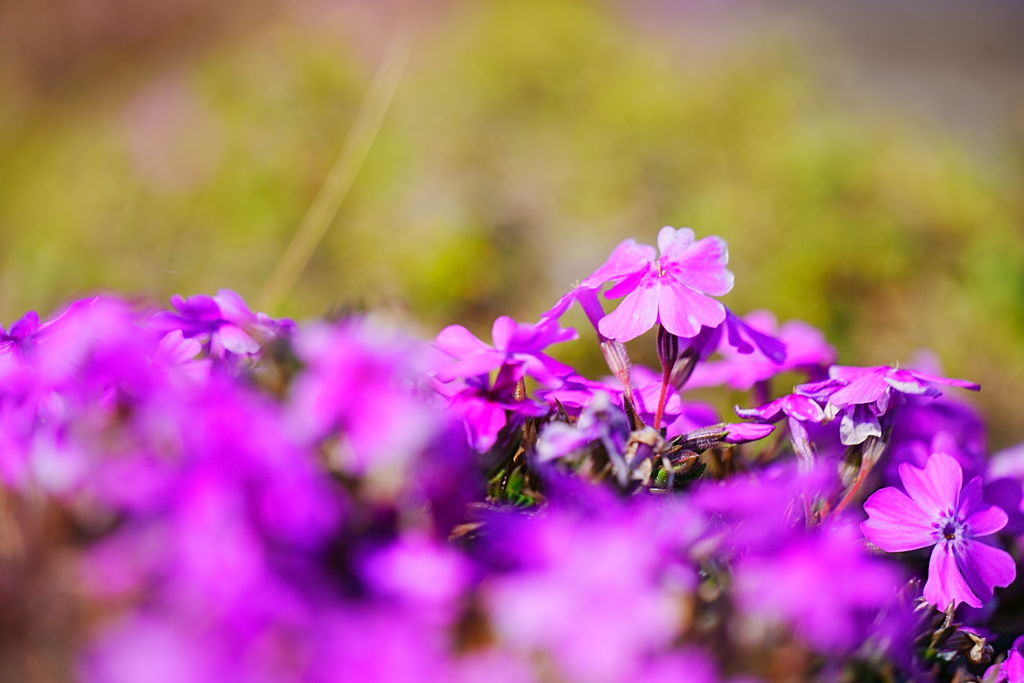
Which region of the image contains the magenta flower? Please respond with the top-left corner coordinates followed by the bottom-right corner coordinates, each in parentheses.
top-left (689, 310), bottom-right (833, 391)
top-left (733, 525), bottom-right (903, 652)
top-left (986, 636), bottom-right (1024, 683)
top-left (433, 316), bottom-right (577, 385)
top-left (580, 227), bottom-right (733, 342)
top-left (432, 371), bottom-right (548, 452)
top-left (0, 311), bottom-right (41, 355)
top-left (826, 364), bottom-right (980, 414)
top-left (861, 451), bottom-right (1016, 610)
top-left (149, 289), bottom-right (294, 361)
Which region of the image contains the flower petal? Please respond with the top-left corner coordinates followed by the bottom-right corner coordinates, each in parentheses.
top-left (965, 504), bottom-right (1009, 539)
top-left (734, 396), bottom-right (788, 422)
top-left (827, 368), bottom-right (889, 408)
top-left (722, 422), bottom-right (775, 444)
top-left (435, 325), bottom-right (493, 359)
top-left (598, 278), bottom-right (660, 342)
top-left (580, 239), bottom-right (656, 288)
top-left (665, 236), bottom-right (734, 296)
top-left (861, 487), bottom-right (935, 552)
top-left (923, 542), bottom-right (981, 610)
top-left (603, 270), bottom-right (647, 300)
top-left (839, 404), bottom-right (881, 446)
top-left (433, 350), bottom-right (506, 383)
top-left (657, 226), bottom-right (695, 257)
top-left (884, 369), bottom-right (941, 397)
top-left (899, 452), bottom-right (962, 518)
top-left (743, 324), bottom-right (787, 365)
top-left (490, 316), bottom-right (518, 350)
top-left (458, 398), bottom-right (508, 452)
top-left (955, 539), bottom-right (1016, 605)
top-left (215, 325), bottom-right (260, 356)
top-left (657, 277), bottom-right (726, 339)
top-left (907, 369), bottom-right (980, 392)
top-left (782, 395), bottom-right (825, 422)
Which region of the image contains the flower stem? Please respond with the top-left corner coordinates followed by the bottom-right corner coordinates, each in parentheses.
top-left (653, 362), bottom-right (671, 431)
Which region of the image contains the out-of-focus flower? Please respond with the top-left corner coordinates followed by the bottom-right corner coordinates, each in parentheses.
top-left (580, 227), bottom-right (733, 342)
top-left (733, 524), bottom-right (903, 652)
top-left (484, 500), bottom-right (694, 683)
top-left (287, 321), bottom-right (436, 479)
top-left (149, 289), bottom-right (293, 361)
top-left (0, 310), bottom-right (41, 355)
top-left (360, 532), bottom-right (473, 624)
top-left (689, 310), bottom-right (832, 390)
top-left (986, 442), bottom-right (1024, 536)
top-left (693, 462), bottom-right (836, 555)
top-left (861, 451), bottom-right (1015, 610)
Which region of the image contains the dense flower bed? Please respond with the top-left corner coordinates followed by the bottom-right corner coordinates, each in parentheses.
top-left (2, 228), bottom-right (1023, 682)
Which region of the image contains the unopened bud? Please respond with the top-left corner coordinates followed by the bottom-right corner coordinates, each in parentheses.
top-left (657, 326), bottom-right (680, 371)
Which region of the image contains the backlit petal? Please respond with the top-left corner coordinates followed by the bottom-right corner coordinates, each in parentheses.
top-left (435, 325), bottom-right (492, 359)
top-left (657, 226), bottom-right (695, 257)
top-left (665, 236), bottom-right (734, 296)
top-left (899, 452), bottom-right (962, 518)
top-left (433, 350), bottom-right (506, 383)
top-left (598, 278), bottom-right (660, 342)
top-left (657, 278), bottom-right (726, 339)
top-left (580, 239), bottom-right (656, 288)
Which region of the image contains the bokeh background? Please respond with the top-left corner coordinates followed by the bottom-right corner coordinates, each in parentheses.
top-left (2, 0), bottom-right (1024, 445)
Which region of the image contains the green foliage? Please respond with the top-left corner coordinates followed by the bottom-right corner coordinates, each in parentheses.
top-left (1, 0), bottom-right (1023, 442)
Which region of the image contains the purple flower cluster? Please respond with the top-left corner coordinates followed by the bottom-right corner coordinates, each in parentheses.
top-left (2, 227), bottom-right (1022, 683)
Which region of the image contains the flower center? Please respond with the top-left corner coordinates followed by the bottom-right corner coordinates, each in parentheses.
top-left (934, 512), bottom-right (964, 545)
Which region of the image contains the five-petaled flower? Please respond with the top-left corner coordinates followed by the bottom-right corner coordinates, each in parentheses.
top-left (861, 451), bottom-right (1016, 610)
top-left (580, 227), bottom-right (733, 342)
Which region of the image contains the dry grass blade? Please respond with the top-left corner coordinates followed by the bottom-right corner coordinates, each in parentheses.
top-left (256, 24), bottom-right (412, 314)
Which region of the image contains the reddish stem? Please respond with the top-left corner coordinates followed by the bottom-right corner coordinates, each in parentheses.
top-left (652, 363), bottom-right (672, 431)
top-left (831, 461), bottom-right (871, 518)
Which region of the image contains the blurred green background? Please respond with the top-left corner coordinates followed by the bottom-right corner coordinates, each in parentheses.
top-left (1, 0), bottom-right (1024, 445)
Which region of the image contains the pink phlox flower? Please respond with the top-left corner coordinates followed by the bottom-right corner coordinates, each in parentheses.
top-left (433, 316), bottom-right (577, 386)
top-left (825, 364), bottom-right (980, 416)
top-left (861, 451), bottom-right (1016, 610)
top-left (820, 365), bottom-right (980, 446)
top-left (579, 227), bottom-right (733, 342)
top-left (690, 311), bottom-right (833, 390)
top-left (733, 523), bottom-right (904, 652)
top-left (432, 370), bottom-right (549, 453)
top-left (286, 321), bottom-right (437, 475)
top-left (149, 290), bottom-right (293, 360)
top-left (735, 391), bottom-right (828, 463)
top-left (985, 636), bottom-right (1024, 683)
top-left (693, 462), bottom-right (837, 555)
top-left (0, 311), bottom-right (41, 355)
top-left (484, 503), bottom-right (691, 683)
top-left (360, 531), bottom-right (473, 625)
